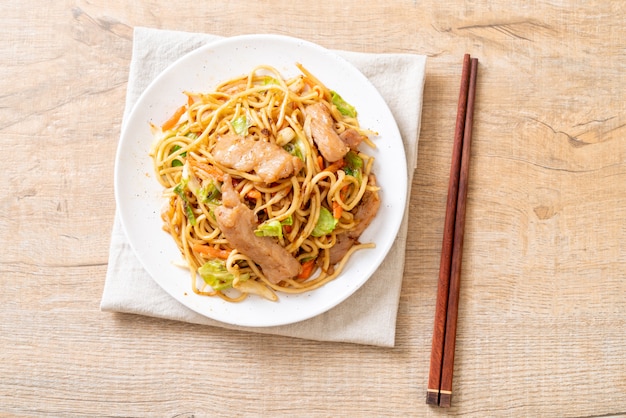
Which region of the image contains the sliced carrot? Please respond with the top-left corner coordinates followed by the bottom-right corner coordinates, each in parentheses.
top-left (297, 259), bottom-right (316, 281)
top-left (192, 244), bottom-right (231, 260)
top-left (187, 158), bottom-right (224, 181)
top-left (317, 156), bottom-right (324, 171)
top-left (246, 189), bottom-right (262, 200)
top-left (302, 76), bottom-right (316, 89)
top-left (325, 158), bottom-right (345, 173)
top-left (332, 185), bottom-right (350, 219)
top-left (332, 200), bottom-right (343, 219)
top-left (296, 63), bottom-right (331, 100)
top-left (162, 105), bottom-right (187, 131)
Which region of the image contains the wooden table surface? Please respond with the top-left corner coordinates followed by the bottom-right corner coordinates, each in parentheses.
top-left (2, 1), bottom-right (625, 416)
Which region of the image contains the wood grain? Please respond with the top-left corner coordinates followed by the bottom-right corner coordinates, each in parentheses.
top-left (1, 1), bottom-right (626, 416)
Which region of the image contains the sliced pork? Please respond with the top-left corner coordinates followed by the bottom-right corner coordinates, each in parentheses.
top-left (306, 103), bottom-right (349, 162)
top-left (347, 186), bottom-right (381, 239)
top-left (328, 232), bottom-right (356, 265)
top-left (214, 174), bottom-right (301, 284)
top-left (339, 128), bottom-right (367, 150)
top-left (213, 133), bottom-right (303, 183)
top-left (327, 183), bottom-right (381, 265)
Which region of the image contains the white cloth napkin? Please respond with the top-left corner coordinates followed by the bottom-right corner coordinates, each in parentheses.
top-left (101, 27), bottom-right (426, 347)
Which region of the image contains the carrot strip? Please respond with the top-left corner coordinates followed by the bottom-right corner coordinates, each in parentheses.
top-left (317, 156), bottom-right (324, 171)
top-left (325, 158), bottom-right (345, 173)
top-left (332, 200), bottom-right (343, 219)
top-left (247, 189), bottom-right (261, 200)
top-left (296, 63), bottom-right (331, 100)
top-left (162, 105), bottom-right (187, 131)
top-left (192, 244), bottom-right (231, 260)
top-left (297, 259), bottom-right (316, 281)
top-left (302, 76), bottom-right (317, 89)
top-left (188, 159), bottom-right (224, 181)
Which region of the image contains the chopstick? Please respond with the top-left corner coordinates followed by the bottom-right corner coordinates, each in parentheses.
top-left (426, 54), bottom-right (478, 408)
top-left (425, 54), bottom-right (471, 406)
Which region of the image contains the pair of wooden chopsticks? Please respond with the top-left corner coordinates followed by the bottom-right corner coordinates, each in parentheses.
top-left (426, 54), bottom-right (478, 408)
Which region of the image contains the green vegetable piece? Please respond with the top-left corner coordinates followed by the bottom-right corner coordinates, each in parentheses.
top-left (254, 216), bottom-right (293, 239)
top-left (331, 91), bottom-right (357, 118)
top-left (169, 145), bottom-right (187, 167)
top-left (254, 219), bottom-right (284, 239)
top-left (283, 137), bottom-right (306, 162)
top-left (232, 114), bottom-right (250, 136)
top-left (343, 150), bottom-right (363, 181)
top-left (198, 181), bottom-right (221, 205)
top-left (345, 150), bottom-right (363, 170)
top-left (311, 207), bottom-right (339, 237)
top-left (263, 76), bottom-right (280, 86)
top-left (198, 260), bottom-right (249, 291)
top-left (173, 179), bottom-right (197, 226)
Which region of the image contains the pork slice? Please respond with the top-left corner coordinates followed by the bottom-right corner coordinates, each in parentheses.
top-left (214, 175), bottom-right (301, 284)
top-left (328, 233), bottom-right (356, 266)
top-left (327, 187), bottom-right (381, 265)
top-left (212, 133), bottom-right (255, 172)
top-left (213, 134), bottom-right (303, 183)
top-left (306, 103), bottom-right (349, 162)
top-left (348, 188), bottom-right (381, 239)
top-left (339, 128), bottom-right (366, 150)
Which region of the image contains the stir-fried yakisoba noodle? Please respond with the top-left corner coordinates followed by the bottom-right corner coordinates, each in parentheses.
top-left (150, 64), bottom-right (381, 302)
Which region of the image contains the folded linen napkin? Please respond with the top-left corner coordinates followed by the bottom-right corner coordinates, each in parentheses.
top-left (101, 27), bottom-right (426, 347)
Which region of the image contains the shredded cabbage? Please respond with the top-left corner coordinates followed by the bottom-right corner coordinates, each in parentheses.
top-left (254, 216), bottom-right (293, 239)
top-left (173, 178), bottom-right (196, 226)
top-left (343, 150), bottom-right (363, 182)
top-left (283, 136), bottom-right (306, 162)
top-left (331, 91), bottom-right (357, 118)
top-left (169, 145), bottom-right (187, 167)
top-left (198, 259), bottom-right (249, 290)
top-left (311, 207), bottom-right (338, 237)
top-left (255, 220), bottom-right (284, 239)
top-left (232, 114), bottom-right (251, 136)
top-left (198, 181), bottom-right (221, 205)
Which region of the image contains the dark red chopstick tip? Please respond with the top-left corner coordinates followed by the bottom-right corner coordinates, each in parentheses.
top-left (439, 392), bottom-right (452, 408)
top-left (426, 390), bottom-right (439, 405)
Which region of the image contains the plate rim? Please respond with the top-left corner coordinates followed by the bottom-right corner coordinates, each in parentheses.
top-left (114, 33), bottom-right (408, 327)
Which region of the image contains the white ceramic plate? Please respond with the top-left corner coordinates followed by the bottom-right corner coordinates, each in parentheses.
top-left (115, 34), bottom-right (407, 327)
